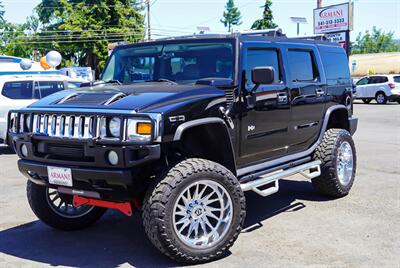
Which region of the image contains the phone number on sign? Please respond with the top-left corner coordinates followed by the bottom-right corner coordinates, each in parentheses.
top-left (318, 18), bottom-right (345, 26)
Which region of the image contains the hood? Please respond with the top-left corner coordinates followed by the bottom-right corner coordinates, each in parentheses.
top-left (28, 82), bottom-right (226, 113)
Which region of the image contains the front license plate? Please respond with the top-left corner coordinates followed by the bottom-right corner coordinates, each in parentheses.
top-left (47, 166), bottom-right (73, 187)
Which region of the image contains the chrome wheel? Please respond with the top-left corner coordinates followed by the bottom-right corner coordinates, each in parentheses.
top-left (337, 141), bottom-right (354, 186)
top-left (172, 180), bottom-right (233, 249)
top-left (46, 188), bottom-right (94, 218)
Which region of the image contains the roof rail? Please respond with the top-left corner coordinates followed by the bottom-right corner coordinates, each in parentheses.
top-left (239, 28), bottom-right (286, 37)
top-left (292, 35), bottom-right (327, 41)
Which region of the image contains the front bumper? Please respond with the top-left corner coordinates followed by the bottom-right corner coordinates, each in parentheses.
top-left (12, 134), bottom-right (161, 201)
top-left (19, 159), bottom-right (138, 200)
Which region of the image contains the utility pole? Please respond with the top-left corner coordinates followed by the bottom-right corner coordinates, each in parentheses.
top-left (317, 0), bottom-right (323, 8)
top-left (146, 0), bottom-right (151, 40)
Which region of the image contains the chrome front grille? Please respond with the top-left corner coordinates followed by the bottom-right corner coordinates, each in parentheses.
top-left (32, 114), bottom-right (96, 139)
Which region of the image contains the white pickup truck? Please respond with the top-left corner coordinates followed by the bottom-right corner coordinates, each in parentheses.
top-left (355, 75), bottom-right (400, 104)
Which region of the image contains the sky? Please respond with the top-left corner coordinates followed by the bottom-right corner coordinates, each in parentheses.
top-left (2, 0), bottom-right (400, 41)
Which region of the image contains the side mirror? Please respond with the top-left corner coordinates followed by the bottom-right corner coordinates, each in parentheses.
top-left (251, 66), bottom-right (275, 85)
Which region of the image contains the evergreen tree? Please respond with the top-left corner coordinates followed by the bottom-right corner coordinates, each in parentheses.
top-left (221, 0), bottom-right (242, 32)
top-left (251, 0), bottom-right (277, 30)
top-left (0, 0), bottom-right (5, 26)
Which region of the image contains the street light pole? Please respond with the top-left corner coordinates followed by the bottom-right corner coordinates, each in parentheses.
top-left (146, 0), bottom-right (151, 40)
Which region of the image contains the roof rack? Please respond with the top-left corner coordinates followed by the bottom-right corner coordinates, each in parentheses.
top-left (292, 35), bottom-right (327, 41)
top-left (239, 28), bottom-right (286, 37)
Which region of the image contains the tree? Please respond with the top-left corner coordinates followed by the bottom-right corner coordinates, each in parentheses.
top-left (221, 0), bottom-right (242, 32)
top-left (251, 0), bottom-right (277, 30)
top-left (35, 0), bottom-right (145, 76)
top-left (352, 27), bottom-right (400, 54)
top-left (0, 0), bottom-right (5, 26)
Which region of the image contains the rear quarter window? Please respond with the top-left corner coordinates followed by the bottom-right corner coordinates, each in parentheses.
top-left (287, 50), bottom-right (318, 81)
top-left (2, 81), bottom-right (33, 99)
top-left (369, 76), bottom-right (388, 84)
top-left (320, 50), bottom-right (350, 85)
top-left (392, 76), bottom-right (400, 83)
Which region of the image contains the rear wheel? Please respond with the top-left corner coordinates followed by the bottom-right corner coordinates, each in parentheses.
top-left (375, 92), bottom-right (387, 104)
top-left (142, 158), bottom-right (246, 264)
top-left (27, 181), bottom-right (107, 230)
top-left (312, 129), bottom-right (357, 198)
top-left (362, 98), bottom-right (372, 104)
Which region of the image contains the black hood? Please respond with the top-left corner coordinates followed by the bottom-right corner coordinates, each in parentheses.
top-left (29, 82), bottom-right (226, 113)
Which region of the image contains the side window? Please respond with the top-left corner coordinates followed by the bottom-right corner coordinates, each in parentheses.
top-left (320, 51), bottom-right (350, 84)
top-left (287, 50), bottom-right (318, 82)
top-left (245, 48), bottom-right (280, 90)
top-left (369, 76), bottom-right (388, 84)
top-left (2, 81), bottom-right (33, 99)
top-left (356, 78), bottom-right (368, 85)
top-left (34, 81), bottom-right (65, 99)
top-left (393, 76), bottom-right (400, 83)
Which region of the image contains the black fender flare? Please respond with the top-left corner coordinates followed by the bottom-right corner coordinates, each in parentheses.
top-left (173, 117), bottom-right (237, 174)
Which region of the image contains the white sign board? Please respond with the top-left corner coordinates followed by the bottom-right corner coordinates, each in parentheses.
top-left (314, 2), bottom-right (353, 34)
top-left (325, 32), bottom-right (347, 49)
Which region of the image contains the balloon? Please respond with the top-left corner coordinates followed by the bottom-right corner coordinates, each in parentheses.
top-left (20, 59), bottom-right (32, 70)
top-left (40, 57), bottom-right (51, 70)
top-left (46, 51), bottom-right (62, 68)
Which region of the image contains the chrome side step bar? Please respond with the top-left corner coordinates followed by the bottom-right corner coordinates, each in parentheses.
top-left (240, 160), bottom-right (322, 197)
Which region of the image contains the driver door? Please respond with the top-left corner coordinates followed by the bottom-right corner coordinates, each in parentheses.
top-left (237, 43), bottom-right (291, 166)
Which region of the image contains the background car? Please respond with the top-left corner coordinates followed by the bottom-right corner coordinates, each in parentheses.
top-left (354, 74), bottom-right (400, 104)
top-left (0, 74), bottom-right (80, 146)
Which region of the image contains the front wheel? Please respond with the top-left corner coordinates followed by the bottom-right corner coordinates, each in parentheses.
top-left (312, 129), bottom-right (357, 198)
top-left (142, 158), bottom-right (246, 264)
top-left (27, 181), bottom-right (107, 230)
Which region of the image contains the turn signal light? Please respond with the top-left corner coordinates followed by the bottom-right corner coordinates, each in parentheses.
top-left (137, 122), bottom-right (152, 135)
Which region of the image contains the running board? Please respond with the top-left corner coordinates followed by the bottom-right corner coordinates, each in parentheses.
top-left (240, 160), bottom-right (322, 197)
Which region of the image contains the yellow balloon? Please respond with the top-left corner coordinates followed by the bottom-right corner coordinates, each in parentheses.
top-left (40, 56), bottom-right (51, 70)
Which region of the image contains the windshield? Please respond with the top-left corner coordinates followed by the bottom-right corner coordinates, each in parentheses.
top-left (102, 41), bottom-right (235, 84)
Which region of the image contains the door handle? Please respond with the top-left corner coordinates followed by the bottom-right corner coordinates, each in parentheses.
top-left (316, 88), bottom-right (325, 96)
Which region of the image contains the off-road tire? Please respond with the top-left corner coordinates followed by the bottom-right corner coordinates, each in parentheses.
top-left (27, 180), bottom-right (107, 231)
top-left (312, 129), bottom-right (356, 198)
top-left (142, 158), bottom-right (246, 264)
top-left (362, 98), bottom-right (372, 104)
top-left (375, 92), bottom-right (387, 104)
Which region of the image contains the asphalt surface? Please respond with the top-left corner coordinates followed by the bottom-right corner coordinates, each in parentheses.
top-left (0, 101), bottom-right (399, 268)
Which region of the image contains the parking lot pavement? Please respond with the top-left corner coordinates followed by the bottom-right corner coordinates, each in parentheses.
top-left (0, 101), bottom-right (399, 268)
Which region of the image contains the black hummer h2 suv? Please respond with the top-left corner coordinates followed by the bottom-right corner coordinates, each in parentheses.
top-left (9, 30), bottom-right (357, 263)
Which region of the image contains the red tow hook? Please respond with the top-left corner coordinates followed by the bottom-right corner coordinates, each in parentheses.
top-left (73, 195), bottom-right (139, 216)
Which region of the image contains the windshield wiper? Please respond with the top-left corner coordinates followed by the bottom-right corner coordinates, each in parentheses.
top-left (146, 78), bottom-right (178, 85)
top-left (80, 80), bottom-right (122, 87)
top-left (104, 79), bottom-right (122, 85)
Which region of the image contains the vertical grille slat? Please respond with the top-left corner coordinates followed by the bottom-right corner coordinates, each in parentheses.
top-left (28, 113), bottom-right (96, 139)
top-left (43, 115), bottom-right (49, 135)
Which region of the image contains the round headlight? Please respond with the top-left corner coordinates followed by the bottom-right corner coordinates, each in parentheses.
top-left (21, 144), bottom-right (28, 157)
top-left (109, 117), bottom-right (121, 137)
top-left (107, 150), bottom-right (119, 166)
